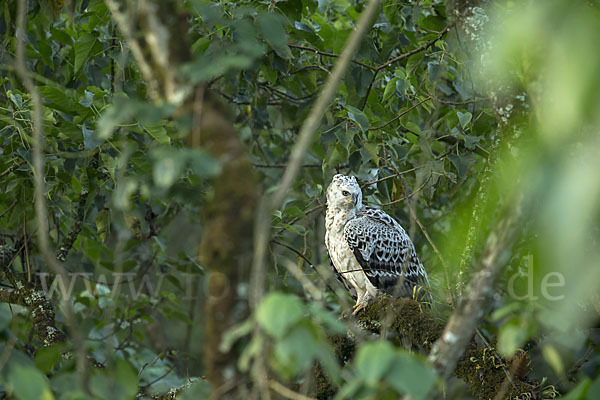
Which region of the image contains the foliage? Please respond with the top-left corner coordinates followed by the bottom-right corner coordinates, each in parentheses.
top-left (0, 0), bottom-right (599, 399)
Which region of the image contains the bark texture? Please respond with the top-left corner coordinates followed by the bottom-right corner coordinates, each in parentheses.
top-left (196, 100), bottom-right (259, 392)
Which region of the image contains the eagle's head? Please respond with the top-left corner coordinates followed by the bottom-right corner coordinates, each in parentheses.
top-left (326, 174), bottom-right (363, 210)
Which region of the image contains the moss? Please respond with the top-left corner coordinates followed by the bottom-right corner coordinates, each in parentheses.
top-left (312, 362), bottom-right (337, 400)
top-left (356, 297), bottom-right (548, 399)
top-left (311, 335), bottom-right (355, 399)
top-left (358, 297), bottom-right (443, 350)
top-left (455, 346), bottom-right (539, 399)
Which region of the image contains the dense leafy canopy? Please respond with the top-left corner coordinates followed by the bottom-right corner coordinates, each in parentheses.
top-left (0, 0), bottom-right (599, 399)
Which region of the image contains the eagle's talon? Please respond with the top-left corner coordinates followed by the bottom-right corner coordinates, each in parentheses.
top-left (351, 302), bottom-right (368, 315)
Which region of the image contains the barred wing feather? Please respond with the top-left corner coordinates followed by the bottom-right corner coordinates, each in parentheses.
top-left (343, 207), bottom-right (430, 300)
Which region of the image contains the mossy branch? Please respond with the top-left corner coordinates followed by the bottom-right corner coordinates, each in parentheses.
top-left (56, 189), bottom-right (89, 262)
top-left (352, 297), bottom-right (544, 399)
top-left (0, 285), bottom-right (66, 346)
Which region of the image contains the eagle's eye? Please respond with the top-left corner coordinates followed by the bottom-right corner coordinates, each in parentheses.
top-left (341, 190), bottom-right (350, 197)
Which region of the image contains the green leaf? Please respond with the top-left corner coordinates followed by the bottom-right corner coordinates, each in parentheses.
top-left (256, 292), bottom-right (305, 338)
top-left (0, 303), bottom-right (11, 331)
top-left (404, 121), bottom-right (421, 135)
top-left (427, 61), bottom-right (442, 82)
top-left (346, 105), bottom-right (369, 132)
top-left (308, 304), bottom-right (345, 334)
top-left (406, 52), bottom-right (425, 74)
top-left (114, 358), bottom-right (138, 400)
top-left (386, 352), bottom-right (436, 400)
top-left (143, 124), bottom-right (171, 145)
top-left (74, 32), bottom-right (96, 75)
top-left (113, 179), bottom-right (138, 210)
top-left (448, 153), bottom-right (476, 179)
top-left (457, 111), bottom-right (472, 129)
top-left (9, 92), bottom-right (23, 109)
top-left (34, 344), bottom-right (65, 374)
top-left (334, 126), bottom-right (355, 149)
top-left (542, 344), bottom-right (564, 375)
top-left (153, 153), bottom-right (185, 189)
top-left (38, 86), bottom-right (77, 113)
top-left (82, 125), bottom-right (104, 150)
top-left (355, 341), bottom-right (396, 385)
top-left (588, 379), bottom-right (600, 399)
top-left (187, 148), bottom-right (221, 178)
top-left (178, 380), bottom-right (212, 400)
top-left (95, 208), bottom-right (110, 243)
top-left (257, 13), bottom-right (292, 59)
top-left (282, 205), bottom-right (306, 219)
top-left (97, 95), bottom-right (137, 139)
top-left (498, 321), bottom-right (527, 356)
top-left (363, 142), bottom-right (379, 164)
top-left (326, 143), bottom-right (348, 167)
top-left (272, 324), bottom-right (318, 378)
top-left (8, 364), bottom-right (54, 400)
top-left (460, 132), bottom-right (481, 149)
top-left (191, 37), bottom-right (210, 54)
top-left (383, 77), bottom-right (399, 102)
top-left (562, 378), bottom-right (591, 400)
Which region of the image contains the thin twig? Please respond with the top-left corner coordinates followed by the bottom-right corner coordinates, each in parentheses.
top-left (360, 165), bottom-right (422, 188)
top-left (422, 89), bottom-right (490, 105)
top-left (56, 190), bottom-right (89, 262)
top-left (22, 195), bottom-right (31, 282)
top-left (280, 258), bottom-right (322, 301)
top-left (137, 354), bottom-right (162, 378)
top-left (288, 44), bottom-right (376, 71)
top-left (191, 85), bottom-right (205, 148)
top-left (140, 365), bottom-right (175, 389)
top-left (0, 201), bottom-right (17, 220)
top-left (253, 163), bottom-right (322, 169)
top-left (375, 26), bottom-right (450, 70)
top-left (374, 173), bottom-right (431, 207)
top-left (360, 27), bottom-right (450, 109)
top-left (289, 65), bottom-right (330, 75)
top-left (565, 343), bottom-right (596, 382)
top-left (271, 240), bottom-right (338, 298)
top-left (368, 96), bottom-right (432, 130)
top-left (0, 161), bottom-right (26, 177)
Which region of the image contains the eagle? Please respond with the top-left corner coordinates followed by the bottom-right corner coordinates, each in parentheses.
top-left (325, 174), bottom-right (430, 315)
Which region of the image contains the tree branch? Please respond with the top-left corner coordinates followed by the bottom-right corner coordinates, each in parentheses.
top-left (427, 192), bottom-right (533, 392)
top-left (287, 44), bottom-right (376, 71)
top-left (0, 286), bottom-right (66, 346)
top-left (368, 96), bottom-right (432, 130)
top-left (355, 297), bottom-right (540, 399)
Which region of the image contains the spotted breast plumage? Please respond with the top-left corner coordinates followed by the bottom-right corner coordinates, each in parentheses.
top-left (325, 174), bottom-right (430, 314)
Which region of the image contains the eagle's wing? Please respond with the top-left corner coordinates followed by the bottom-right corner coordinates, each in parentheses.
top-left (343, 207), bottom-right (430, 301)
